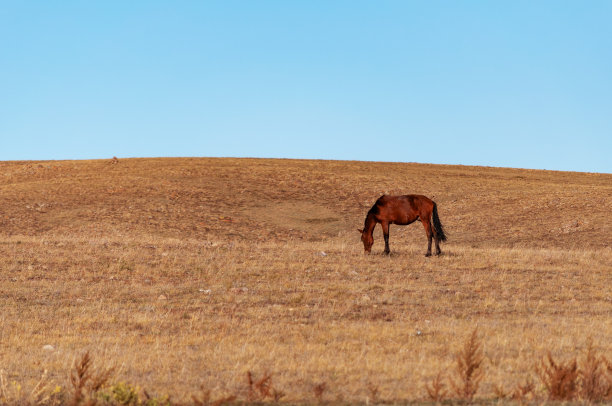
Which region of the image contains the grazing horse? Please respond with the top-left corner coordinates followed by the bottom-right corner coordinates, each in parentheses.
top-left (358, 195), bottom-right (447, 256)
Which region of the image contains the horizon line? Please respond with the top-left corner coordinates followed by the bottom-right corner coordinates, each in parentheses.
top-left (1, 155), bottom-right (610, 175)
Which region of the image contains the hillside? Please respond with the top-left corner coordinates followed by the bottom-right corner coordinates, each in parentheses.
top-left (0, 157), bottom-right (610, 404)
top-left (1, 157), bottom-right (610, 247)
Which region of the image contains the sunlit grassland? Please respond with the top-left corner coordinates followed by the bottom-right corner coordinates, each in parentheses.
top-left (0, 158), bottom-right (610, 403)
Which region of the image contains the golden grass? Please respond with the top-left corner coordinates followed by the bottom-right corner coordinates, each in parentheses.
top-left (0, 157), bottom-right (610, 404)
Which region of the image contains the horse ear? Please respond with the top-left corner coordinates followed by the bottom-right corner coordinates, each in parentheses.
top-left (357, 228), bottom-right (363, 233)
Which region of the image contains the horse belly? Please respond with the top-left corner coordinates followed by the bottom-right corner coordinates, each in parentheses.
top-left (393, 214), bottom-right (417, 225)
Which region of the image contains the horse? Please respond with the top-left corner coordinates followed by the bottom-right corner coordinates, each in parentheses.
top-left (358, 194), bottom-right (447, 256)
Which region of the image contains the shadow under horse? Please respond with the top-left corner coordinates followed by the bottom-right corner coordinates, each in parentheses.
top-left (358, 194), bottom-right (447, 256)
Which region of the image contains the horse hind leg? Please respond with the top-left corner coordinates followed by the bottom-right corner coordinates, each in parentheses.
top-left (432, 223), bottom-right (442, 255)
top-left (421, 218), bottom-right (433, 257)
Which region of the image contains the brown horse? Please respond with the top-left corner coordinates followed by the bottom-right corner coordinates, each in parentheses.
top-left (358, 195), bottom-right (447, 256)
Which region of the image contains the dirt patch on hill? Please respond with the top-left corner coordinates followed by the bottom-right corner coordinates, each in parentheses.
top-left (245, 201), bottom-right (342, 237)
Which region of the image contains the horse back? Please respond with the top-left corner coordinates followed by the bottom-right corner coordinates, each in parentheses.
top-left (373, 194), bottom-right (434, 224)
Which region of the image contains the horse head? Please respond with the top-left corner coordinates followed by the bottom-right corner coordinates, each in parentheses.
top-left (357, 228), bottom-right (373, 253)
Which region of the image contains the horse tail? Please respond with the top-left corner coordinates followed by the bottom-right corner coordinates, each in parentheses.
top-left (432, 202), bottom-right (447, 242)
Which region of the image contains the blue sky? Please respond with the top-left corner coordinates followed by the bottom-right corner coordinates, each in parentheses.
top-left (1, 1), bottom-right (611, 173)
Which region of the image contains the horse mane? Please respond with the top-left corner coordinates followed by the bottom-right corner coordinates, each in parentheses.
top-left (367, 204), bottom-right (379, 216)
top-left (367, 195), bottom-right (385, 216)
top-left (364, 198), bottom-right (382, 230)
top-left (364, 211), bottom-right (377, 229)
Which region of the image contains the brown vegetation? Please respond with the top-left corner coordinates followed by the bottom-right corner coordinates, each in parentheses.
top-left (450, 328), bottom-right (484, 400)
top-left (0, 157), bottom-right (610, 404)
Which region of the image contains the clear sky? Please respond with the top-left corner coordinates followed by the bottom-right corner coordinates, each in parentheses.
top-left (1, 1), bottom-right (611, 173)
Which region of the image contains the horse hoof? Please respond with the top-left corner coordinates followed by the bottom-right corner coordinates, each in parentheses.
top-left (383, 251), bottom-right (390, 256)
top-left (425, 253), bottom-right (432, 257)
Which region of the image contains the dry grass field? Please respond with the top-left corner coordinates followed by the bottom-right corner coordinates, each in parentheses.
top-left (0, 157), bottom-right (610, 404)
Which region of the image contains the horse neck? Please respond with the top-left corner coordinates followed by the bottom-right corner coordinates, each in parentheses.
top-left (364, 212), bottom-right (377, 235)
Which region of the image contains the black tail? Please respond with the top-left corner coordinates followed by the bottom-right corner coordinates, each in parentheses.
top-left (432, 202), bottom-right (447, 242)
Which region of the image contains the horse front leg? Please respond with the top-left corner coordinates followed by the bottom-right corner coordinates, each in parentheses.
top-left (381, 221), bottom-right (390, 255)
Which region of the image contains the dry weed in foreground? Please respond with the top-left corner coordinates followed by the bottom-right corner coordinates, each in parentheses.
top-left (245, 371), bottom-right (284, 402)
top-left (531, 339), bottom-right (612, 402)
top-left (191, 383), bottom-right (236, 406)
top-left (493, 378), bottom-right (536, 403)
top-left (450, 328), bottom-right (484, 400)
top-left (579, 338), bottom-right (612, 402)
top-left (425, 371), bottom-right (447, 402)
top-left (536, 352), bottom-right (579, 401)
top-left (69, 351), bottom-right (114, 406)
top-left (511, 379), bottom-right (535, 402)
top-left (425, 328), bottom-right (484, 402)
top-left (366, 382), bottom-right (380, 403)
top-left (312, 382), bottom-right (327, 403)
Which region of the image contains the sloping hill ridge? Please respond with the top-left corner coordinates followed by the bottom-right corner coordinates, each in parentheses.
top-left (1, 157), bottom-right (610, 249)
